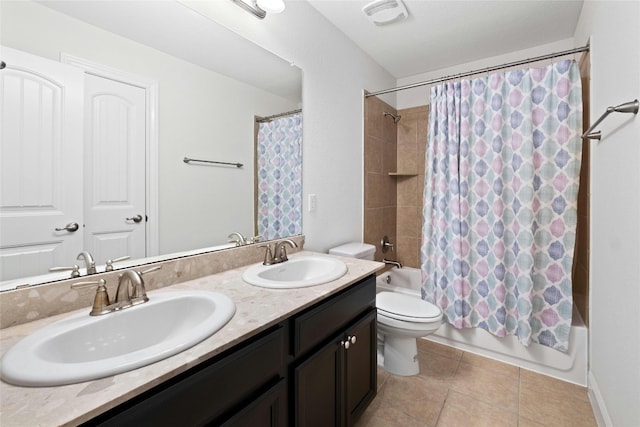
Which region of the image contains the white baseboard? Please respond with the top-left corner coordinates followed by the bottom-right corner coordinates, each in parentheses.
top-left (588, 371), bottom-right (613, 427)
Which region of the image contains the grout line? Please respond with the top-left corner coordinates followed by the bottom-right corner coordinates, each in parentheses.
top-left (433, 389), bottom-right (451, 427)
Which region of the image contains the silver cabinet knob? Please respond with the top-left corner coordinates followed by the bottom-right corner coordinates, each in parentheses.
top-left (126, 214), bottom-right (143, 223)
top-left (349, 335), bottom-right (357, 345)
top-left (55, 222), bottom-right (79, 232)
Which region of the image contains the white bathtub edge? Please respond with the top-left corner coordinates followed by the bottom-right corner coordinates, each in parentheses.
top-left (377, 268), bottom-right (588, 386)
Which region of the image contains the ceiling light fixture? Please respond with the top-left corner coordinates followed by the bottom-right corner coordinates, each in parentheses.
top-left (257, 0), bottom-right (285, 13)
top-left (230, 0), bottom-right (284, 19)
top-left (362, 0), bottom-right (408, 26)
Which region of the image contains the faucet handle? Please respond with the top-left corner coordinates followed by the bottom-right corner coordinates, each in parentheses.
top-left (49, 265), bottom-right (81, 278)
top-left (139, 265), bottom-right (162, 275)
top-left (105, 256), bottom-right (130, 272)
top-left (249, 235), bottom-right (261, 244)
top-left (258, 244), bottom-right (275, 266)
top-left (71, 279), bottom-right (112, 316)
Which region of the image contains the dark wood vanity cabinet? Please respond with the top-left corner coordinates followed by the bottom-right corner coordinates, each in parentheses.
top-left (84, 274), bottom-right (376, 427)
top-left (292, 275), bottom-right (377, 426)
top-left (294, 309), bottom-right (377, 427)
top-left (85, 325), bottom-right (288, 427)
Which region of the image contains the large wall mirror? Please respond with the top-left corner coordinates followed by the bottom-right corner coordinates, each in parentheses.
top-left (0, 0), bottom-right (302, 290)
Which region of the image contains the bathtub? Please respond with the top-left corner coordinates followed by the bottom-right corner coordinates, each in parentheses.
top-left (376, 267), bottom-right (588, 386)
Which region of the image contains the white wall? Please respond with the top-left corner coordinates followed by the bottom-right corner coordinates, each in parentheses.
top-left (181, 0), bottom-right (397, 252)
top-left (395, 38), bottom-right (575, 110)
top-left (1, 1), bottom-right (298, 255)
top-left (573, 2), bottom-right (640, 426)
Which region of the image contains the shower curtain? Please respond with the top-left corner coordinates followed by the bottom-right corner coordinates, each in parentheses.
top-left (257, 113), bottom-right (303, 241)
top-left (420, 60), bottom-right (582, 352)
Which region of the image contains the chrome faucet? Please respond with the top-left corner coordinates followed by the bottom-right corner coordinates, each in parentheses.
top-left (228, 232), bottom-right (247, 246)
top-left (383, 258), bottom-right (403, 269)
top-left (71, 265), bottom-right (161, 316)
top-left (77, 251), bottom-right (97, 275)
top-left (116, 265), bottom-right (162, 306)
top-left (116, 270), bottom-right (147, 305)
top-left (259, 239), bottom-right (298, 265)
top-left (274, 239), bottom-right (298, 263)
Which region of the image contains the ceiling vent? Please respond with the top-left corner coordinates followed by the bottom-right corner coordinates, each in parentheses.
top-left (362, 0), bottom-right (409, 26)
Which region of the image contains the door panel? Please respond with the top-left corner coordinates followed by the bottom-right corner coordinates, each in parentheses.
top-left (294, 339), bottom-right (343, 427)
top-left (84, 74), bottom-right (146, 263)
top-left (0, 46), bottom-right (84, 281)
top-left (346, 310), bottom-right (377, 425)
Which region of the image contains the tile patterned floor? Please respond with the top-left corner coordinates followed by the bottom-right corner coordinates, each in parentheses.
top-left (356, 339), bottom-right (597, 427)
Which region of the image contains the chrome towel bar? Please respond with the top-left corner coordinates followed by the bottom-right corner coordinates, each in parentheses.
top-left (183, 157), bottom-right (243, 168)
top-left (582, 99), bottom-right (639, 140)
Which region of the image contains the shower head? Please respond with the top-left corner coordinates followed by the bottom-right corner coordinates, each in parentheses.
top-left (383, 111), bottom-right (401, 123)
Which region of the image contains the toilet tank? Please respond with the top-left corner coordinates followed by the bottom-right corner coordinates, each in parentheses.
top-left (328, 243), bottom-right (376, 261)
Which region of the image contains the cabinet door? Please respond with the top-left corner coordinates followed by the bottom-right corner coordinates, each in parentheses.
top-left (220, 379), bottom-right (287, 427)
top-left (294, 339), bottom-right (344, 427)
top-left (345, 309), bottom-right (377, 426)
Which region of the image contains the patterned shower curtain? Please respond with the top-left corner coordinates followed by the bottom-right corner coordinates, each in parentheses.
top-left (421, 60), bottom-right (582, 352)
top-left (257, 113), bottom-right (303, 241)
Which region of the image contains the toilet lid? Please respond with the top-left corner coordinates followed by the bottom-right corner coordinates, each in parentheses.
top-left (377, 291), bottom-right (442, 322)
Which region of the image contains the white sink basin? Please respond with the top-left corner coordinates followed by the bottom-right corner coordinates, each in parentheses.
top-left (0, 290), bottom-right (235, 387)
top-left (242, 256), bottom-right (348, 289)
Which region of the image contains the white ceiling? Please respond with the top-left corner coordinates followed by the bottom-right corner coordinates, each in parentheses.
top-left (37, 0), bottom-right (302, 101)
top-left (306, 0), bottom-right (584, 79)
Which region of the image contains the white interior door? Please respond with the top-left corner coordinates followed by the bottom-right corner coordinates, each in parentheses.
top-left (84, 74), bottom-right (146, 263)
top-left (0, 46), bottom-right (84, 281)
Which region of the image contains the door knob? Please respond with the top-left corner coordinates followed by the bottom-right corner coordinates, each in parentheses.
top-left (55, 222), bottom-right (79, 232)
top-left (126, 214), bottom-right (143, 223)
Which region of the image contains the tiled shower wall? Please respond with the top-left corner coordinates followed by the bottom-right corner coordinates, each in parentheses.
top-left (395, 106), bottom-right (429, 268)
top-left (364, 96), bottom-right (397, 261)
top-left (363, 94), bottom-right (427, 268)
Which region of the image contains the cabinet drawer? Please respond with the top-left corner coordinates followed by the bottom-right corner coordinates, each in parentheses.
top-left (88, 325), bottom-right (286, 427)
top-left (293, 275), bottom-right (375, 357)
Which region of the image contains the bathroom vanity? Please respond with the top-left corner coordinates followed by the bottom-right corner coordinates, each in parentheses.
top-left (0, 251), bottom-right (383, 426)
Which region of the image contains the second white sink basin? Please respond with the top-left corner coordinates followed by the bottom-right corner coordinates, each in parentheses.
top-left (0, 290), bottom-right (235, 387)
top-left (242, 256), bottom-right (348, 289)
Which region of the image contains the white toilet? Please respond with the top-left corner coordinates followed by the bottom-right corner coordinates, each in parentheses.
top-left (328, 243), bottom-right (443, 376)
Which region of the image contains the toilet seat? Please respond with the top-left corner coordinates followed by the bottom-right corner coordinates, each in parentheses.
top-left (376, 291), bottom-right (442, 323)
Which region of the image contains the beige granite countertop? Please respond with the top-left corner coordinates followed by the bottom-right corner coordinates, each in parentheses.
top-left (0, 251), bottom-right (383, 427)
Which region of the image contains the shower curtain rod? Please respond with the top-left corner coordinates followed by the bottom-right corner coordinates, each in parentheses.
top-left (365, 45), bottom-right (590, 97)
top-left (256, 108), bottom-right (302, 123)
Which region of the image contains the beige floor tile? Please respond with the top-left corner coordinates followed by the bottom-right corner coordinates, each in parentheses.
top-left (364, 347), bottom-right (597, 427)
top-left (419, 339), bottom-right (463, 360)
top-left (358, 403), bottom-right (427, 427)
top-left (450, 362), bottom-right (519, 412)
top-left (518, 417), bottom-right (547, 427)
top-left (416, 346), bottom-right (461, 389)
top-left (377, 375), bottom-right (447, 426)
top-left (436, 390), bottom-right (518, 427)
top-left (520, 372), bottom-right (597, 427)
top-left (377, 366), bottom-right (391, 391)
top-left (460, 352), bottom-right (519, 380)
top-left (520, 369), bottom-right (590, 403)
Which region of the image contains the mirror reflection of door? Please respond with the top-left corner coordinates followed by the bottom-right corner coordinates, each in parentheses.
top-left (0, 47), bottom-right (84, 281)
top-left (84, 74), bottom-right (146, 263)
top-left (0, 47), bottom-right (147, 281)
